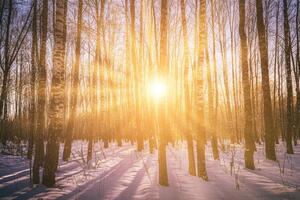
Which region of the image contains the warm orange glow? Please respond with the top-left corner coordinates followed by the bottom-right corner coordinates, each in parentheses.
top-left (148, 78), bottom-right (167, 101)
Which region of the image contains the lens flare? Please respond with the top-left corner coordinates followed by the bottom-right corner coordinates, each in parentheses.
top-left (149, 79), bottom-right (167, 100)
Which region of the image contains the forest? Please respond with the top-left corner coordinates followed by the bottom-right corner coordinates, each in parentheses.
top-left (0, 0), bottom-right (300, 199)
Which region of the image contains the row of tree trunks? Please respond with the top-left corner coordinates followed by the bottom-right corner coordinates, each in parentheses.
top-left (1, 0), bottom-right (299, 189)
top-left (62, 0), bottom-right (83, 161)
top-left (0, 0), bottom-right (13, 145)
top-left (0, 1), bottom-right (33, 137)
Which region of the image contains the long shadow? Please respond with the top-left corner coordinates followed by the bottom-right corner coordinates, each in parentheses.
top-left (115, 158), bottom-right (150, 200)
top-left (12, 185), bottom-right (48, 200)
top-left (0, 178), bottom-right (29, 198)
top-left (240, 168), bottom-right (300, 199)
top-left (0, 170), bottom-right (29, 185)
top-left (9, 168), bottom-right (84, 199)
top-left (0, 156), bottom-right (29, 177)
top-left (0, 148), bottom-right (136, 199)
top-left (245, 159), bottom-right (299, 187)
top-left (56, 169), bottom-right (84, 183)
top-left (57, 153), bottom-right (139, 200)
top-left (56, 161), bottom-right (79, 172)
top-left (2, 165), bottom-right (82, 199)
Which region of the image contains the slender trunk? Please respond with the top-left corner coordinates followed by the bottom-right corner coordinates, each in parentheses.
top-left (210, 0), bottom-right (219, 147)
top-left (17, 53), bottom-right (23, 139)
top-left (283, 0), bottom-right (294, 154)
top-left (291, 46), bottom-right (298, 145)
top-left (206, 41), bottom-right (219, 160)
top-left (239, 0), bottom-right (255, 169)
top-left (33, 0), bottom-right (48, 184)
top-left (42, 0), bottom-right (67, 187)
top-left (217, 2), bottom-right (233, 142)
top-left (247, 14), bottom-right (259, 144)
top-left (158, 0), bottom-right (169, 186)
top-left (294, 0), bottom-right (300, 141)
top-left (138, 0), bottom-right (144, 150)
top-left (273, 1), bottom-right (280, 144)
top-left (88, 0), bottom-right (105, 162)
top-left (196, 0), bottom-right (208, 180)
top-left (124, 0), bottom-right (132, 143)
top-left (62, 0), bottom-right (83, 161)
top-left (207, 0), bottom-right (219, 159)
top-left (255, 0), bottom-right (276, 160)
top-left (180, 0), bottom-right (196, 175)
top-left (28, 0), bottom-right (38, 160)
top-left (228, 2), bottom-right (239, 143)
top-left (130, 0), bottom-right (143, 151)
top-left (0, 0), bottom-right (5, 31)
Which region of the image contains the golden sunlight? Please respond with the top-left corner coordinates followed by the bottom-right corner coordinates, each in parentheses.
top-left (149, 78), bottom-right (167, 101)
top-left (3, 0), bottom-right (300, 198)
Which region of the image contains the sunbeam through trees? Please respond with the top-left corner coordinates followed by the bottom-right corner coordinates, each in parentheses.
top-left (0, 0), bottom-right (300, 199)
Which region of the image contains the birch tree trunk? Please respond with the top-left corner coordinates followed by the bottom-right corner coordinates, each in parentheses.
top-left (255, 0), bottom-right (276, 160)
top-left (42, 0), bottom-right (67, 187)
top-left (158, 0), bottom-right (169, 186)
top-left (196, 0), bottom-right (208, 180)
top-left (239, 0), bottom-right (255, 169)
top-left (28, 0), bottom-right (38, 160)
top-left (32, 0), bottom-right (48, 184)
top-left (210, 0), bottom-right (219, 151)
top-left (282, 0), bottom-right (294, 154)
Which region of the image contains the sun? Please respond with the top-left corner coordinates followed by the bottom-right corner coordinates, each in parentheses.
top-left (149, 78), bottom-right (167, 100)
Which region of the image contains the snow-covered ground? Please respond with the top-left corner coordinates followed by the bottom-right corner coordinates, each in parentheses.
top-left (0, 141), bottom-right (300, 200)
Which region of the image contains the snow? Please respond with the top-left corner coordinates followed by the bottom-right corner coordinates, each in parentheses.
top-left (0, 141), bottom-right (300, 200)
